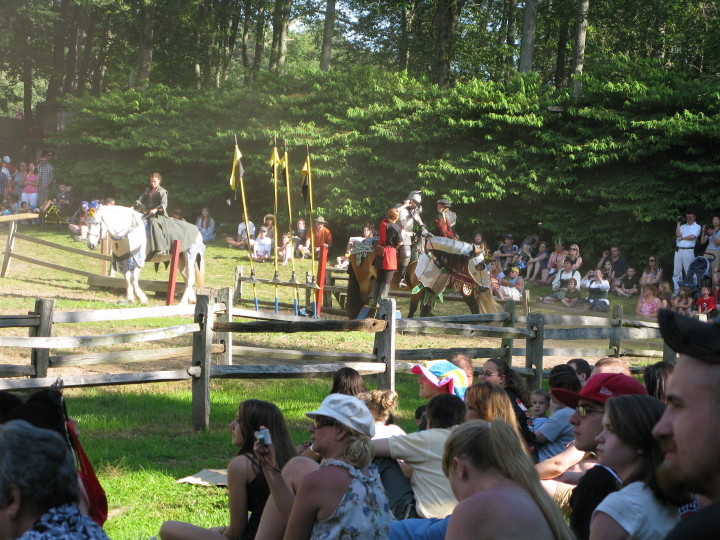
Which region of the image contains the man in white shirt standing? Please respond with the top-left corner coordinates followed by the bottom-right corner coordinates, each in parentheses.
top-left (673, 210), bottom-right (701, 295)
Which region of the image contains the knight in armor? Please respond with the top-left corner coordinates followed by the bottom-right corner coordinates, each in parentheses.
top-left (433, 198), bottom-right (456, 238)
top-left (396, 190), bottom-right (427, 288)
top-left (136, 172), bottom-right (169, 259)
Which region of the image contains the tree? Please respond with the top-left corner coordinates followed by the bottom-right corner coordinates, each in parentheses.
top-left (433, 0), bottom-right (464, 88)
top-left (269, 0), bottom-right (293, 74)
top-left (570, 0), bottom-right (590, 99)
top-left (319, 0), bottom-right (335, 71)
top-left (518, 0), bottom-right (538, 72)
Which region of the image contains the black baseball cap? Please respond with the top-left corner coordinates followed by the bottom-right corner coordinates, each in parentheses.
top-left (659, 309), bottom-right (720, 364)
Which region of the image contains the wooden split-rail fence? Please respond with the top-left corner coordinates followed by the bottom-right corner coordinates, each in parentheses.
top-left (0, 289), bottom-right (674, 430)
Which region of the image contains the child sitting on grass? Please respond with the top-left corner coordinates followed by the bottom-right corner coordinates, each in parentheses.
top-left (561, 278), bottom-right (582, 308)
top-left (670, 285), bottom-right (693, 315)
top-left (695, 285), bottom-right (716, 317)
top-left (613, 266), bottom-right (640, 297)
top-left (530, 388), bottom-right (550, 430)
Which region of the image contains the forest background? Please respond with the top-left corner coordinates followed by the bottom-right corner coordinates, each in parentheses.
top-left (1, 0), bottom-right (719, 264)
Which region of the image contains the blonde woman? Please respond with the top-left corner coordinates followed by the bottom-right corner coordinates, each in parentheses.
top-left (254, 394), bottom-right (392, 540)
top-left (442, 421), bottom-right (575, 540)
top-left (567, 244), bottom-right (583, 272)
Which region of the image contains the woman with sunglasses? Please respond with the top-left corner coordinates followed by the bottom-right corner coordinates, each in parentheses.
top-left (477, 358), bottom-right (536, 458)
top-left (589, 394), bottom-right (680, 540)
top-left (159, 400), bottom-right (296, 540)
top-left (639, 255), bottom-right (663, 286)
top-left (254, 394), bottom-right (391, 540)
top-left (567, 244), bottom-right (583, 272)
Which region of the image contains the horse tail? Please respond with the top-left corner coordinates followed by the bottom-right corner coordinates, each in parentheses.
top-left (346, 264), bottom-right (363, 318)
top-left (476, 288), bottom-right (500, 313)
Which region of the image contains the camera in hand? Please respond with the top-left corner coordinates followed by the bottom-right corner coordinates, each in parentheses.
top-left (256, 428), bottom-right (272, 446)
top-left (676, 216), bottom-right (684, 223)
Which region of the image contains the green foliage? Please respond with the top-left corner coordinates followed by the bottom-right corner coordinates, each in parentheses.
top-left (53, 59), bottom-right (720, 268)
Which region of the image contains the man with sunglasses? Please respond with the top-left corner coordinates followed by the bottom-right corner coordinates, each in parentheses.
top-left (550, 372), bottom-right (648, 540)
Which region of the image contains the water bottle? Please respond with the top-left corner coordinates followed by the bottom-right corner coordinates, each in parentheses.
top-left (693, 274), bottom-right (698, 286)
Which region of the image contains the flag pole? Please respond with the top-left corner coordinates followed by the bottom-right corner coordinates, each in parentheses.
top-left (231, 136), bottom-right (259, 311)
top-left (270, 136), bottom-right (282, 313)
top-left (283, 139), bottom-right (301, 315)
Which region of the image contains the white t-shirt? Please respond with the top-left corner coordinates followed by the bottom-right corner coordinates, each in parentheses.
top-left (593, 481), bottom-right (679, 539)
top-left (237, 221), bottom-right (255, 241)
top-left (388, 428), bottom-right (457, 519)
top-left (373, 422), bottom-right (406, 440)
top-left (253, 236), bottom-right (272, 257)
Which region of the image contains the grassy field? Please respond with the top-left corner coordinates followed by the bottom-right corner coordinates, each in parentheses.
top-left (0, 225), bottom-right (658, 538)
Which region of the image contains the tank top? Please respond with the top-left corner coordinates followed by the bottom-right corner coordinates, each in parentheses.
top-left (241, 454), bottom-right (270, 540)
top-left (309, 459), bottom-right (392, 540)
top-left (639, 297), bottom-right (660, 317)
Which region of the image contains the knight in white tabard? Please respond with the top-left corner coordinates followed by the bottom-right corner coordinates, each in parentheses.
top-left (396, 190), bottom-right (427, 288)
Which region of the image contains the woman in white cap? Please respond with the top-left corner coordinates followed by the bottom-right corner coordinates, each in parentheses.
top-left (254, 394), bottom-right (392, 539)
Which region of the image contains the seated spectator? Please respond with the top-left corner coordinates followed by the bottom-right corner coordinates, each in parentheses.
top-left (561, 278), bottom-right (583, 308)
top-left (411, 360), bottom-right (470, 401)
top-left (447, 352), bottom-right (475, 386)
top-left (39, 182), bottom-right (72, 216)
top-left (695, 285), bottom-right (716, 316)
top-left (465, 382), bottom-right (526, 446)
top-left (602, 260), bottom-right (616, 286)
top-left (262, 213), bottom-right (275, 241)
top-left (159, 400), bottom-right (296, 540)
top-left (513, 234), bottom-right (539, 272)
top-left (414, 405), bottom-right (427, 430)
top-left (596, 248), bottom-right (612, 271)
top-left (671, 285), bottom-right (694, 315)
top-left (526, 240), bottom-right (549, 282)
top-left (567, 243), bottom-right (583, 272)
top-left (195, 206), bottom-right (215, 242)
top-left (588, 395), bottom-right (679, 539)
top-left (567, 358), bottom-right (592, 387)
top-left (104, 197), bottom-right (115, 205)
top-left (536, 240), bottom-right (568, 286)
top-left (541, 259), bottom-right (581, 303)
top-left (478, 358), bottom-right (536, 457)
top-left (535, 366), bottom-right (579, 462)
top-left (636, 284), bottom-right (661, 319)
top-left (336, 224), bottom-right (374, 268)
top-left (657, 280), bottom-right (672, 309)
top-left (330, 366), bottom-right (366, 396)
top-left (639, 255), bottom-right (663, 286)
top-left (68, 201), bottom-right (90, 240)
top-left (578, 269), bottom-right (610, 312)
top-left (373, 394), bottom-right (466, 519)
top-left (488, 260), bottom-right (505, 300)
top-left (592, 357), bottom-right (632, 377)
top-left (442, 421), bottom-right (575, 540)
top-left (292, 219), bottom-right (307, 257)
top-left (225, 218), bottom-right (255, 250)
top-left (471, 231), bottom-right (490, 260)
top-left (493, 234), bottom-right (519, 272)
top-left (608, 245), bottom-right (628, 288)
top-left (255, 394), bottom-right (392, 538)
top-left (171, 208), bottom-right (186, 222)
top-left (277, 233), bottom-right (292, 265)
top-left (530, 388), bottom-right (551, 429)
top-left (359, 390), bottom-right (406, 439)
top-left (0, 420), bottom-right (110, 539)
top-left (300, 216), bottom-right (332, 259)
top-left (614, 266), bottom-right (639, 297)
top-left (250, 227), bottom-right (272, 262)
top-left (642, 361), bottom-right (674, 403)
top-left (499, 266), bottom-right (524, 301)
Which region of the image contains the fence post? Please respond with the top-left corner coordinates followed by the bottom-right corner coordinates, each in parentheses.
top-left (1, 220), bottom-right (17, 277)
top-left (216, 287), bottom-right (233, 366)
top-left (610, 304), bottom-right (623, 357)
top-left (373, 298), bottom-right (396, 390)
top-left (192, 294), bottom-right (215, 431)
top-left (233, 265), bottom-right (244, 304)
top-left (31, 298), bottom-right (55, 378)
top-left (525, 312), bottom-right (544, 390)
top-left (500, 300), bottom-right (516, 365)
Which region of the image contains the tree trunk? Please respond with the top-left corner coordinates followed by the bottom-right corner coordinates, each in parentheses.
top-left (23, 30), bottom-right (33, 124)
top-left (518, 0), bottom-right (538, 72)
top-left (554, 16), bottom-right (570, 88)
top-left (46, 0), bottom-right (70, 102)
top-left (221, 0), bottom-right (243, 81)
top-left (269, 0), bottom-right (292, 74)
top-left (398, 1), bottom-right (416, 70)
top-left (571, 0), bottom-right (590, 100)
top-left (433, 0), bottom-right (463, 89)
top-left (91, 23), bottom-right (113, 95)
top-left (136, 3), bottom-right (156, 88)
top-left (319, 0), bottom-right (336, 72)
top-left (505, 0), bottom-right (517, 72)
top-left (248, 0), bottom-right (268, 85)
top-left (76, 8), bottom-right (99, 96)
top-left (63, 4), bottom-right (81, 95)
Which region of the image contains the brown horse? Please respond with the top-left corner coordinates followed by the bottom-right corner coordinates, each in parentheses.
top-left (346, 250), bottom-right (499, 318)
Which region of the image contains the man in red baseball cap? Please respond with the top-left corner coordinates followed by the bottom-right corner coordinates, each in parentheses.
top-left (551, 372), bottom-right (648, 540)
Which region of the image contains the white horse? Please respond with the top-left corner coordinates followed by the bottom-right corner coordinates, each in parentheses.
top-left (86, 205), bottom-right (205, 304)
